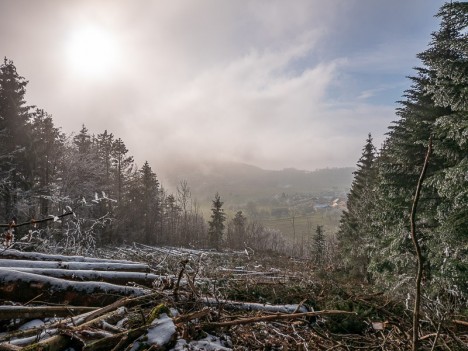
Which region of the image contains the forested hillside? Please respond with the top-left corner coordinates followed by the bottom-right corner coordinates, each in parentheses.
top-left (162, 161), bottom-right (353, 205)
top-left (0, 57), bottom-right (207, 252)
top-left (1, 57), bottom-right (343, 257)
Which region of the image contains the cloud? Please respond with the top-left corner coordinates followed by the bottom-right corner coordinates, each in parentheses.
top-left (0, 0), bottom-right (442, 172)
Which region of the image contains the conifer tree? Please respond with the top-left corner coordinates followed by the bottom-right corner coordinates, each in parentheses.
top-left (313, 225), bottom-right (325, 266)
top-left (367, 1), bottom-right (467, 299)
top-left (227, 210), bottom-right (247, 249)
top-left (417, 1), bottom-right (468, 294)
top-left (0, 58), bottom-right (32, 220)
top-left (338, 133), bottom-right (376, 277)
top-left (30, 109), bottom-right (64, 216)
top-left (112, 138), bottom-right (133, 204)
top-left (208, 192), bottom-right (226, 250)
top-left (139, 161), bottom-right (160, 244)
top-left (96, 130), bottom-right (114, 186)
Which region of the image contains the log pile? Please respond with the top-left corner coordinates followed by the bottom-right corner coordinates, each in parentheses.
top-left (0, 247), bottom-right (466, 350)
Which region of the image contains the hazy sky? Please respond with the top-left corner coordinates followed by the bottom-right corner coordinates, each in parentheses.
top-left (0, 0), bottom-right (444, 171)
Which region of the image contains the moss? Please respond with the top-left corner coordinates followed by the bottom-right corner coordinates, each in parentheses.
top-left (147, 303), bottom-right (171, 323)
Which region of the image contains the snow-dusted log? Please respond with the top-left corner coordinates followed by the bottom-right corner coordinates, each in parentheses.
top-left (0, 259), bottom-right (149, 272)
top-left (0, 269), bottom-right (149, 306)
top-left (9, 268), bottom-right (160, 287)
top-left (203, 298), bottom-right (309, 313)
top-left (0, 306), bottom-right (96, 320)
top-left (0, 249), bottom-right (136, 264)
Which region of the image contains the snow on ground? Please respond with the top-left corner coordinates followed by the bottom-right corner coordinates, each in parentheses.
top-left (170, 334), bottom-right (232, 351)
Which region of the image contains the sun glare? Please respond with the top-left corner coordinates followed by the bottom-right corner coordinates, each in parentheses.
top-left (66, 26), bottom-right (120, 79)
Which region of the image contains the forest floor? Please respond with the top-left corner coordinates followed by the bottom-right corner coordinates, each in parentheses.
top-left (0, 244), bottom-right (466, 350)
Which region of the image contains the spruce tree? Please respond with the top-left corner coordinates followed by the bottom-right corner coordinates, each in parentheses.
top-left (139, 161), bottom-right (160, 244)
top-left (112, 138), bottom-right (133, 204)
top-left (338, 133), bottom-right (376, 277)
top-left (208, 192), bottom-right (226, 250)
top-left (367, 2), bottom-right (468, 299)
top-left (0, 58), bottom-right (33, 220)
top-left (227, 210), bottom-right (247, 249)
top-left (313, 225), bottom-right (325, 266)
top-left (30, 109), bottom-right (64, 216)
top-left (417, 2), bottom-right (468, 295)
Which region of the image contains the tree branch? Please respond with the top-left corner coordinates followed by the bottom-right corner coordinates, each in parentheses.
top-left (0, 211), bottom-right (74, 228)
top-left (410, 137), bottom-right (432, 351)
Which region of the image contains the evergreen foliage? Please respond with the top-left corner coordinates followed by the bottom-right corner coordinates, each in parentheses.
top-left (227, 210), bottom-right (247, 249)
top-left (208, 192), bottom-right (226, 250)
top-left (312, 225), bottom-right (325, 266)
top-left (345, 2), bottom-right (468, 305)
top-left (0, 58), bottom-right (33, 220)
top-left (337, 133), bottom-right (376, 278)
top-left (0, 59), bottom-right (209, 251)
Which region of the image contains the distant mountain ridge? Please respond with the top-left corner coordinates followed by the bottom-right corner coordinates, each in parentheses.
top-left (161, 161), bottom-right (355, 205)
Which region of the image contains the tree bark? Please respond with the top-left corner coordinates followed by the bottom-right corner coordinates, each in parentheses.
top-left (6, 268), bottom-right (160, 288)
top-left (0, 249), bottom-right (135, 264)
top-left (0, 259), bottom-right (149, 272)
top-left (0, 269), bottom-right (149, 306)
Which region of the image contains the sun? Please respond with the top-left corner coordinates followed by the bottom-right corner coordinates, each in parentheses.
top-left (65, 26), bottom-right (120, 79)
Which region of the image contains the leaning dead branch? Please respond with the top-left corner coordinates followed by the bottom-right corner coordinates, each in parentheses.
top-left (0, 212), bottom-right (74, 228)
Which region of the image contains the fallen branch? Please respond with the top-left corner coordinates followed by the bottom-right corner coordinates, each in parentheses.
top-left (453, 319), bottom-right (468, 327)
top-left (203, 310), bottom-right (356, 329)
top-left (0, 212), bottom-right (74, 228)
top-left (0, 306), bottom-right (96, 320)
top-left (173, 308), bottom-right (211, 324)
top-left (0, 293), bottom-right (161, 347)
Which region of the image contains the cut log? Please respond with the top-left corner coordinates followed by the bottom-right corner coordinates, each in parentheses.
top-left (0, 259), bottom-right (149, 272)
top-left (203, 298), bottom-right (309, 313)
top-left (8, 268), bottom-right (161, 288)
top-left (0, 269), bottom-right (150, 306)
top-left (0, 249), bottom-right (136, 264)
top-left (0, 306), bottom-right (97, 320)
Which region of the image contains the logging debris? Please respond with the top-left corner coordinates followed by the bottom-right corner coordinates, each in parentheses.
top-left (0, 245), bottom-right (466, 350)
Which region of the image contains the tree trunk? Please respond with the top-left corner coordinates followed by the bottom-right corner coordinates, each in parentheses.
top-left (0, 259), bottom-right (149, 272)
top-left (8, 268), bottom-right (160, 287)
top-left (0, 269), bottom-right (149, 306)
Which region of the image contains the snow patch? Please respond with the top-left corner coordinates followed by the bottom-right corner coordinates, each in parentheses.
top-left (130, 313), bottom-right (176, 350)
top-left (170, 334), bottom-right (232, 350)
